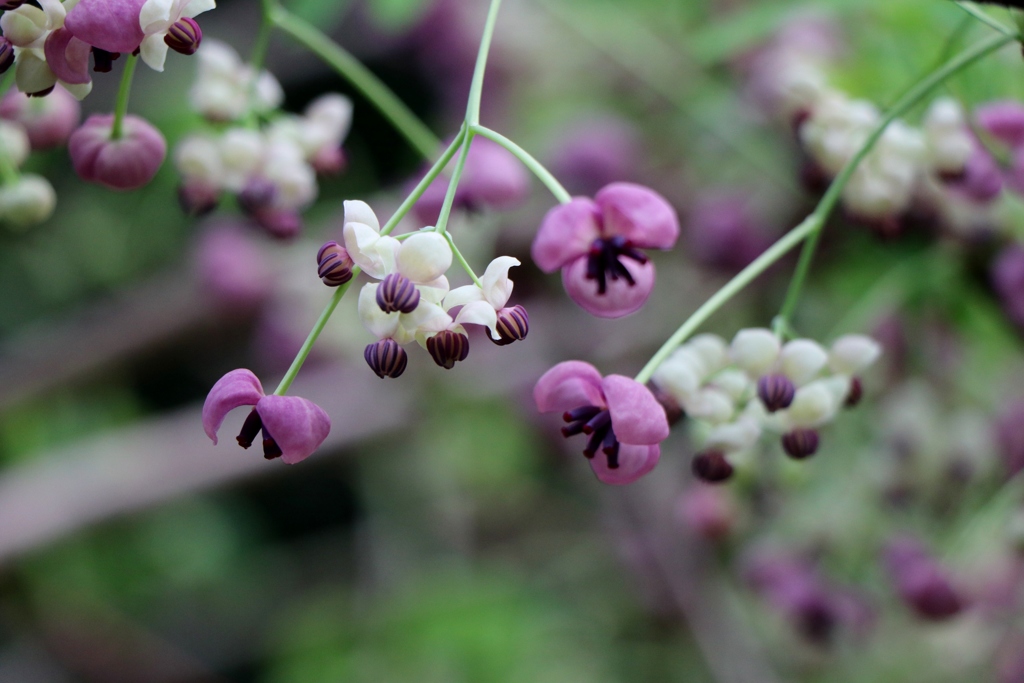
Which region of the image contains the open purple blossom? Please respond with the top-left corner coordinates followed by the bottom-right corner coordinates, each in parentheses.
top-left (202, 368), bottom-right (330, 464)
top-left (68, 113), bottom-right (167, 190)
top-left (532, 182), bottom-right (679, 318)
top-left (534, 360), bottom-right (669, 485)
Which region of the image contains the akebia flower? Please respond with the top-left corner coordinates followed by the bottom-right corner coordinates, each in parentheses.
top-left (534, 361), bottom-right (669, 485)
top-left (68, 113), bottom-right (166, 189)
top-left (532, 182), bottom-right (679, 318)
top-left (202, 368), bottom-right (330, 464)
top-left (139, 0), bottom-right (215, 71)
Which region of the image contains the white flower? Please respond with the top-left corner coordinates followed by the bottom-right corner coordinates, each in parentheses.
top-left (261, 139), bottom-right (317, 210)
top-left (684, 387), bottom-right (735, 424)
top-left (705, 416), bottom-right (762, 453)
top-left (190, 39), bottom-right (282, 121)
top-left (217, 128), bottom-right (265, 192)
top-left (0, 174), bottom-right (55, 228)
top-left (139, 0), bottom-right (215, 71)
top-left (779, 339), bottom-right (828, 385)
top-left (357, 282), bottom-right (451, 346)
top-left (1, 0), bottom-right (65, 49)
top-left (342, 200), bottom-right (399, 278)
top-left (784, 380), bottom-right (839, 428)
top-left (442, 256), bottom-right (520, 339)
top-left (800, 91), bottom-right (879, 175)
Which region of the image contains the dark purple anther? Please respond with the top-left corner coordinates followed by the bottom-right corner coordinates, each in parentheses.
top-left (165, 17), bottom-right (202, 55)
top-left (492, 304), bottom-right (529, 346)
top-left (316, 241), bottom-right (354, 287)
top-left (692, 450), bottom-right (734, 483)
top-left (782, 429), bottom-right (820, 459)
top-left (91, 48), bottom-right (118, 73)
top-left (426, 329), bottom-right (469, 369)
top-left (561, 405), bottom-right (622, 470)
top-left (238, 179), bottom-right (276, 216)
top-left (585, 234), bottom-right (649, 295)
top-left (377, 273), bottom-right (420, 314)
top-left (364, 338), bottom-right (408, 379)
top-left (845, 377), bottom-right (863, 407)
top-left (235, 407), bottom-right (282, 460)
top-left (757, 373), bottom-right (796, 412)
top-left (0, 37), bottom-right (13, 75)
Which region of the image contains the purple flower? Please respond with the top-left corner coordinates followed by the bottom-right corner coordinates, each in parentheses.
top-left (413, 137), bottom-right (530, 224)
top-left (68, 114), bottom-right (167, 190)
top-left (686, 193), bottom-right (773, 271)
top-left (0, 85), bottom-right (80, 150)
top-left (64, 0), bottom-right (147, 54)
top-left (548, 116), bottom-right (641, 196)
top-left (534, 360), bottom-right (669, 485)
top-left (532, 183), bottom-right (679, 318)
top-left (883, 536), bottom-right (966, 621)
top-left (194, 222), bottom-right (273, 310)
top-left (202, 368), bottom-right (330, 465)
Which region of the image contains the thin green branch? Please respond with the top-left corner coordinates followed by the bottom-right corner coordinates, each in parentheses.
top-left (955, 1), bottom-right (1017, 36)
top-left (269, 5), bottom-right (439, 159)
top-left (110, 54), bottom-right (138, 140)
top-left (381, 129), bottom-right (467, 236)
top-left (446, 233), bottom-right (483, 286)
top-left (472, 125), bottom-right (572, 204)
top-left (466, 0), bottom-right (503, 126)
top-left (434, 132), bottom-right (474, 235)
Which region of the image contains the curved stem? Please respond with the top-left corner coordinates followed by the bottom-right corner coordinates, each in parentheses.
top-left (381, 129), bottom-right (467, 237)
top-left (251, 0), bottom-right (275, 73)
top-left (466, 0), bottom-right (503, 126)
top-left (472, 125), bottom-right (572, 204)
top-left (773, 31), bottom-right (1014, 333)
top-left (955, 1), bottom-right (1017, 36)
top-left (446, 233), bottom-right (482, 286)
top-left (269, 5), bottom-right (439, 159)
top-left (110, 54), bottom-right (138, 140)
top-left (434, 131), bottom-right (474, 235)
top-left (637, 32), bottom-right (1016, 385)
top-left (273, 276), bottom-right (358, 396)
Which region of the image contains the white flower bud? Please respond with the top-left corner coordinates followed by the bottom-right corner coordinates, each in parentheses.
top-left (684, 388), bottom-right (735, 425)
top-left (0, 174), bottom-right (55, 228)
top-left (924, 98), bottom-right (973, 174)
top-left (0, 121), bottom-right (29, 169)
top-left (705, 418), bottom-right (762, 453)
top-left (175, 135), bottom-right (223, 184)
top-left (730, 328), bottom-right (780, 376)
top-left (687, 334), bottom-right (729, 375)
top-left (219, 129), bottom-right (265, 191)
top-left (1, 5), bottom-right (53, 48)
top-left (829, 334), bottom-right (881, 375)
top-left (780, 339), bottom-right (828, 385)
top-left (396, 232), bottom-right (453, 284)
top-left (652, 356), bottom-right (702, 402)
top-left (709, 368), bottom-right (751, 401)
top-left (785, 380), bottom-right (838, 427)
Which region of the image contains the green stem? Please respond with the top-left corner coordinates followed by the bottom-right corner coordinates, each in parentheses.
top-left (434, 130), bottom-right (474, 235)
top-left (955, 1), bottom-right (1017, 36)
top-left (472, 125), bottom-right (572, 204)
top-left (466, 0), bottom-right (503, 126)
top-left (380, 129), bottom-right (467, 236)
top-left (110, 54), bottom-right (138, 140)
top-left (446, 232), bottom-right (483, 286)
top-left (0, 69), bottom-right (19, 184)
top-left (269, 5), bottom-right (439, 159)
top-left (634, 215), bottom-right (820, 385)
top-left (274, 276), bottom-right (358, 395)
top-left (252, 0), bottom-right (275, 72)
top-left (636, 32), bottom-right (1016, 385)
top-left (773, 31), bottom-right (1014, 334)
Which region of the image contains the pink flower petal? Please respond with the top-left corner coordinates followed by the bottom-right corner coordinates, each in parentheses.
top-left (256, 394), bottom-right (331, 465)
top-left (595, 182), bottom-right (679, 249)
top-left (601, 374), bottom-right (670, 445)
top-left (202, 368), bottom-right (264, 444)
top-left (590, 443), bottom-right (660, 485)
top-left (534, 360), bottom-right (605, 414)
top-left (65, 0), bottom-right (147, 54)
top-left (531, 198), bottom-right (601, 272)
top-left (561, 256), bottom-right (655, 318)
top-left (69, 114), bottom-right (167, 190)
top-left (43, 28), bottom-right (92, 85)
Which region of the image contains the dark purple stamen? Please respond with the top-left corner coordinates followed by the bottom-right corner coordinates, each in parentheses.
top-left (0, 38), bottom-right (14, 75)
top-left (316, 241), bottom-right (354, 287)
top-left (262, 429), bottom-right (282, 460)
top-left (845, 377), bottom-right (863, 408)
top-left (585, 235), bottom-right (649, 295)
top-left (782, 429), bottom-right (820, 459)
top-left (91, 48), bottom-right (118, 73)
top-left (758, 373), bottom-right (796, 412)
top-left (692, 450), bottom-right (734, 483)
top-left (364, 338), bottom-right (408, 378)
top-left (377, 273), bottom-right (420, 314)
top-left (165, 17), bottom-right (202, 56)
top-left (236, 408), bottom-right (262, 449)
top-left (426, 329), bottom-right (469, 369)
top-left (491, 305), bottom-right (529, 346)
top-left (562, 405), bottom-right (620, 469)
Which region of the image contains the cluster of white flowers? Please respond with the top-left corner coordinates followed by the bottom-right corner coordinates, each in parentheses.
top-left (175, 41), bottom-right (352, 236)
top-left (0, 119), bottom-right (54, 227)
top-left (652, 328), bottom-right (881, 479)
top-left (339, 200), bottom-right (528, 377)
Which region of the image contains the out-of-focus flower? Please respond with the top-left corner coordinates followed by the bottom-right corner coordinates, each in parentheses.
top-left (68, 113), bottom-right (167, 190)
top-left (0, 85), bottom-right (80, 149)
top-left (535, 360), bottom-right (669, 485)
top-left (686, 193), bottom-right (773, 271)
top-left (883, 535), bottom-right (966, 621)
top-left (548, 116), bottom-right (641, 196)
top-left (676, 485), bottom-right (736, 540)
top-left (532, 182), bottom-right (679, 318)
top-left (138, 0), bottom-right (215, 71)
top-left (992, 245), bottom-right (1024, 329)
top-left (202, 368), bottom-right (330, 464)
top-left (0, 173), bottom-right (55, 227)
top-left (190, 39), bottom-right (282, 122)
top-left (194, 221), bottom-right (273, 310)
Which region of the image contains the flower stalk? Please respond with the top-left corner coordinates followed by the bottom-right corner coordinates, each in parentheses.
top-left (110, 54), bottom-right (139, 140)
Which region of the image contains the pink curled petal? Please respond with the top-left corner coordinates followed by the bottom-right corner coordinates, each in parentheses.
top-left (534, 360), bottom-right (605, 414)
top-left (590, 444), bottom-right (660, 485)
top-left (976, 101), bottom-right (1024, 149)
top-left (256, 395), bottom-right (331, 465)
top-left (561, 256), bottom-right (655, 319)
top-left (595, 182), bottom-right (679, 249)
top-left (602, 374), bottom-right (670, 445)
top-left (531, 198), bottom-right (602, 272)
top-left (202, 369), bottom-right (264, 444)
top-left (64, 0), bottom-right (147, 53)
top-left (69, 114), bottom-right (167, 190)
top-left (43, 28), bottom-right (91, 85)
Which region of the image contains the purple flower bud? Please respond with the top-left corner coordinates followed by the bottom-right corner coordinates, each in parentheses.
top-left (178, 180), bottom-right (220, 217)
top-left (782, 429), bottom-right (820, 459)
top-left (237, 178), bottom-right (277, 216)
top-left (692, 450), bottom-right (734, 483)
top-left (68, 114), bottom-right (166, 190)
top-left (364, 338), bottom-right (408, 378)
top-left (311, 146), bottom-right (346, 175)
top-left (0, 37), bottom-right (14, 75)
top-left (0, 86), bottom-right (80, 151)
top-left (316, 241), bottom-right (354, 287)
top-left (253, 208), bottom-right (302, 240)
top-left (376, 273), bottom-right (420, 314)
top-left (945, 140), bottom-right (1003, 203)
top-left (164, 17), bottom-right (202, 56)
top-left (426, 329), bottom-right (470, 369)
top-left (883, 536), bottom-right (965, 621)
top-left (491, 304), bottom-right (529, 346)
top-left (757, 373), bottom-right (796, 412)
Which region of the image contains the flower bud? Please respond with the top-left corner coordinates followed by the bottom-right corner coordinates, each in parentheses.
top-left (731, 328), bottom-right (780, 376)
top-left (0, 174), bottom-right (56, 228)
top-left (781, 428), bottom-right (820, 459)
top-left (828, 335), bottom-right (882, 375)
top-left (692, 450), bottom-right (734, 483)
top-left (492, 304), bottom-right (529, 345)
top-left (780, 339), bottom-right (828, 385)
top-left (252, 208), bottom-right (301, 240)
top-left (165, 17), bottom-right (202, 56)
top-left (364, 338), bottom-right (408, 378)
top-left (757, 373), bottom-right (796, 412)
top-left (68, 114), bottom-right (166, 190)
top-left (177, 180), bottom-right (220, 216)
top-left (316, 241), bottom-right (354, 287)
top-left (787, 381), bottom-right (838, 426)
top-left (883, 537), bottom-right (965, 621)
top-left (426, 329), bottom-right (470, 369)
top-left (237, 178), bottom-right (276, 216)
top-left (376, 273), bottom-right (420, 314)
top-left (0, 120), bottom-right (29, 169)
